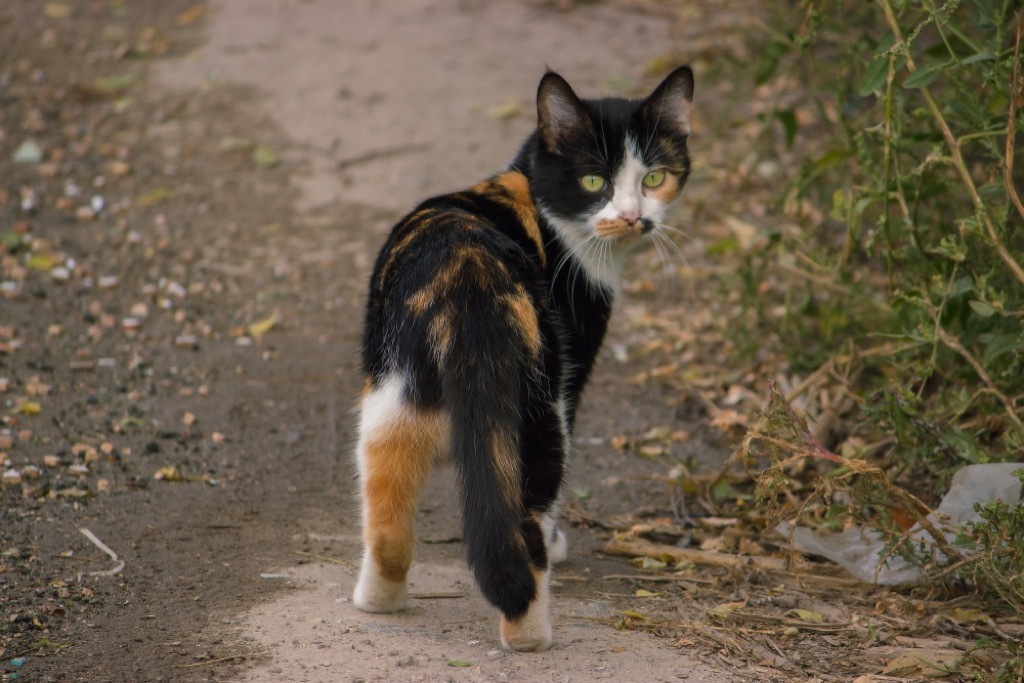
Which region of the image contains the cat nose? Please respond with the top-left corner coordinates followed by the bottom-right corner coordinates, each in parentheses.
top-left (620, 208), bottom-right (640, 225)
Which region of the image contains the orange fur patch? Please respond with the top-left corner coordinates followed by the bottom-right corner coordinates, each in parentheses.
top-left (594, 218), bottom-right (641, 239)
top-left (645, 171), bottom-right (681, 204)
top-left (489, 428), bottom-right (522, 516)
top-left (361, 406), bottom-right (449, 582)
top-left (500, 284), bottom-right (541, 359)
top-left (473, 172), bottom-right (547, 268)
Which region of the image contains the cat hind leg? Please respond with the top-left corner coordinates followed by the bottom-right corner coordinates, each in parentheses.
top-left (353, 376), bottom-right (441, 613)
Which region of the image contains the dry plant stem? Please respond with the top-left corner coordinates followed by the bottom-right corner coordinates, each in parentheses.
top-left (880, 0), bottom-right (1024, 288)
top-left (603, 538), bottom-right (788, 572)
top-left (934, 324), bottom-right (1024, 431)
top-left (1006, 17), bottom-right (1024, 222)
top-left (79, 527), bottom-right (125, 577)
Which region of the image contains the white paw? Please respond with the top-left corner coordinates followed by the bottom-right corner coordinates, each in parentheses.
top-left (548, 528), bottom-right (568, 564)
top-left (500, 612), bottom-right (552, 652)
top-left (353, 564), bottom-right (408, 613)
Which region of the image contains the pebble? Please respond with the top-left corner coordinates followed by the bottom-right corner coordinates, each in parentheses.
top-left (12, 140), bottom-right (42, 164)
top-left (2, 468), bottom-right (22, 485)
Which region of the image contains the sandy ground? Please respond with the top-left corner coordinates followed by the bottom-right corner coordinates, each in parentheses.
top-left (152, 2), bottom-right (734, 681)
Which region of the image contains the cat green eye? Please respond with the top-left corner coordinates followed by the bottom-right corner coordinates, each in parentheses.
top-left (642, 169), bottom-right (667, 189)
top-left (579, 174), bottom-right (607, 193)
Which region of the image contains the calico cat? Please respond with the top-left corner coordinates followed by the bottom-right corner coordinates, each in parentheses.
top-left (353, 66), bottom-right (694, 652)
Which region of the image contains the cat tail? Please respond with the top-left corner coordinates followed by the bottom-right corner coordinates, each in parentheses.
top-left (444, 321), bottom-right (536, 620)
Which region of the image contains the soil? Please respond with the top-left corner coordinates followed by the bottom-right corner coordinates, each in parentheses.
top-left (2, 2), bottom-right (1014, 683)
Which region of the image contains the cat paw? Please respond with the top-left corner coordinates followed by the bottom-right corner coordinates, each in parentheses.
top-left (548, 528), bottom-right (568, 564)
top-left (353, 573), bottom-right (408, 613)
top-left (500, 612), bottom-right (553, 652)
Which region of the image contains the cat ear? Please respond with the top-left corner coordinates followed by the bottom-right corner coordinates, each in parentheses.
top-left (536, 71), bottom-right (590, 153)
top-left (642, 65), bottom-right (694, 136)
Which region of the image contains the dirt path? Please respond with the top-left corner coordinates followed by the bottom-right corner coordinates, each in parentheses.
top-left (153, 3), bottom-right (734, 681)
top-left (2, 2), bottom-right (742, 682)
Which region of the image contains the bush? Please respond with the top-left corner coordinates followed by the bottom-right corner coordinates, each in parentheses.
top-left (743, 0), bottom-right (1023, 617)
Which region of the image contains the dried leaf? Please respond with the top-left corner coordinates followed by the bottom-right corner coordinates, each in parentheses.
top-left (247, 314), bottom-right (280, 338)
top-left (949, 607), bottom-right (990, 624)
top-left (487, 100), bottom-right (521, 120)
top-left (784, 608), bottom-right (824, 624)
top-left (17, 402), bottom-right (42, 416)
top-left (881, 649), bottom-right (961, 677)
top-left (619, 611), bottom-right (647, 620)
top-left (154, 465), bottom-right (186, 482)
top-left (177, 5), bottom-right (205, 26)
top-left (137, 187), bottom-right (174, 206)
top-left (447, 660), bottom-right (473, 668)
top-left (252, 145), bottom-right (280, 169)
top-left (44, 3), bottom-right (72, 18)
top-left (634, 589), bottom-right (663, 598)
top-left (707, 600), bottom-right (745, 620)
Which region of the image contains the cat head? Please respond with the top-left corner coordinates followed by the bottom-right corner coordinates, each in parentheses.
top-left (528, 66), bottom-right (693, 292)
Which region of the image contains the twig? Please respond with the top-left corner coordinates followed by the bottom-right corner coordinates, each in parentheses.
top-left (1005, 15), bottom-right (1024, 223)
top-left (177, 651), bottom-right (269, 668)
top-left (604, 573), bottom-right (715, 585)
top-left (79, 527), bottom-right (125, 577)
top-left (292, 550), bottom-right (354, 567)
top-left (335, 143), bottom-right (430, 171)
top-left (603, 538), bottom-right (788, 572)
top-left (935, 325), bottom-right (1024, 431)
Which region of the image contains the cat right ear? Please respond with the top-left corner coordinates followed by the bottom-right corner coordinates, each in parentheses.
top-left (537, 72), bottom-right (590, 154)
top-left (643, 65), bottom-right (694, 136)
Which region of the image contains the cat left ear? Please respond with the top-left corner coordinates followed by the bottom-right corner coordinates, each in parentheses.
top-left (642, 65), bottom-right (694, 136)
top-left (537, 71), bottom-right (591, 153)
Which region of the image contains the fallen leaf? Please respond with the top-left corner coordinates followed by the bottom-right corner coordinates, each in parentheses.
top-left (177, 5), bottom-right (205, 26)
top-left (252, 145), bottom-right (280, 169)
top-left (154, 465), bottom-right (186, 482)
top-left (44, 3), bottom-right (72, 18)
top-left (17, 402), bottom-right (41, 416)
top-left (634, 589), bottom-right (663, 598)
top-left (137, 187), bottom-right (174, 206)
top-left (707, 601), bottom-right (746, 620)
top-left (487, 100), bottom-right (521, 120)
top-left (93, 74), bottom-right (136, 95)
top-left (247, 314), bottom-right (280, 338)
top-left (949, 607), bottom-right (990, 624)
top-left (784, 608), bottom-right (824, 623)
top-left (630, 556), bottom-right (667, 570)
top-left (447, 660), bottom-right (473, 668)
top-left (881, 648), bottom-right (961, 678)
top-left (618, 611), bottom-right (647, 620)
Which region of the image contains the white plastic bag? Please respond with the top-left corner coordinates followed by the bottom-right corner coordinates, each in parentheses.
top-left (779, 462), bottom-right (1023, 585)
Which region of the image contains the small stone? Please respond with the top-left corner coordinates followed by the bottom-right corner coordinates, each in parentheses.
top-left (2, 469), bottom-right (22, 485)
top-left (68, 465), bottom-right (91, 477)
top-left (12, 140), bottom-right (42, 164)
top-left (396, 656), bottom-right (417, 667)
top-left (174, 334), bottom-right (198, 349)
top-left (21, 465), bottom-right (41, 480)
top-left (43, 455), bottom-right (61, 468)
top-left (98, 275), bottom-right (120, 289)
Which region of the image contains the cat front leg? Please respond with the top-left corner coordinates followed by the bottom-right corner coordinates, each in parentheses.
top-left (352, 376), bottom-right (441, 613)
